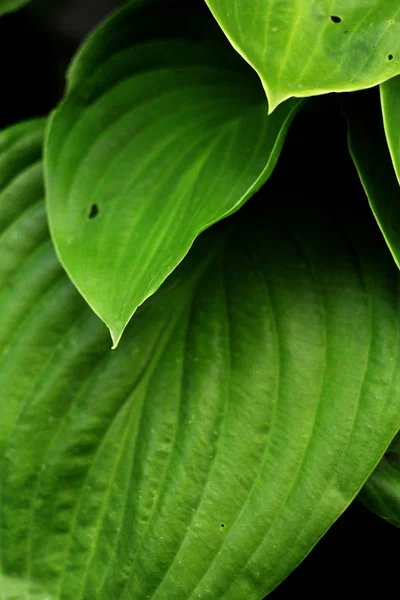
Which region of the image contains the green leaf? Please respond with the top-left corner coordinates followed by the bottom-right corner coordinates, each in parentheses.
top-left (205, 0), bottom-right (400, 111)
top-left (65, 0), bottom-right (221, 94)
top-left (360, 432), bottom-right (400, 528)
top-left (381, 75), bottom-right (400, 184)
top-left (45, 0), bottom-right (300, 347)
top-left (0, 0), bottom-right (31, 15)
top-left (3, 118), bottom-right (400, 599)
top-left (345, 89), bottom-right (400, 269)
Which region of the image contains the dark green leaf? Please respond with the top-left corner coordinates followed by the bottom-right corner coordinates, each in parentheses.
top-left (345, 89), bottom-right (400, 268)
top-left (3, 119), bottom-right (400, 598)
top-left (0, 0), bottom-right (31, 16)
top-left (45, 0), bottom-right (300, 346)
top-left (360, 432), bottom-right (400, 528)
top-left (381, 75), bottom-right (400, 184)
top-left (205, 0), bottom-right (400, 111)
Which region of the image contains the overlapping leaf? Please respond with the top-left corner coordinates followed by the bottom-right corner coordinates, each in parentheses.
top-left (360, 433), bottom-right (400, 528)
top-left (0, 0), bottom-right (32, 16)
top-left (45, 0), bottom-right (300, 346)
top-left (346, 89), bottom-right (400, 268)
top-left (381, 75), bottom-right (400, 184)
top-left (3, 119), bottom-right (400, 599)
top-left (205, 0), bottom-right (400, 111)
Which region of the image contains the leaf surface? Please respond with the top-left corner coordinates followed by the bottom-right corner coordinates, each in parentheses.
top-left (345, 89), bottom-right (400, 269)
top-left (360, 432), bottom-right (400, 528)
top-left (3, 119), bottom-right (400, 598)
top-left (205, 0), bottom-right (400, 111)
top-left (0, 0), bottom-right (31, 16)
top-left (45, 0), bottom-right (300, 346)
top-left (381, 75), bottom-right (400, 184)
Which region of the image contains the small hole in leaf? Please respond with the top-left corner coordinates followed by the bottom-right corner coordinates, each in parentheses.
top-left (88, 204), bottom-right (99, 219)
top-left (388, 54), bottom-right (394, 61)
top-left (220, 523), bottom-right (225, 528)
top-left (330, 15), bottom-right (342, 23)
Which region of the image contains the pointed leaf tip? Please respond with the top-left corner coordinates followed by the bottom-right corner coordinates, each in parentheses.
top-left (205, 0), bottom-right (400, 103)
top-left (110, 327), bottom-right (123, 350)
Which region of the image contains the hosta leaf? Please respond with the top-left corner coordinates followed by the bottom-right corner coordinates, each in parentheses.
top-left (65, 0), bottom-right (220, 94)
top-left (205, 0), bottom-right (400, 111)
top-left (345, 89), bottom-right (400, 268)
top-left (0, 0), bottom-right (31, 16)
top-left (3, 119), bottom-right (400, 599)
top-left (45, 0), bottom-right (300, 347)
top-left (381, 75), bottom-right (400, 183)
top-left (360, 432), bottom-right (400, 528)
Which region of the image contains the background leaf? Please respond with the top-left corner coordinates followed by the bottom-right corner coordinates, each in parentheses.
top-left (65, 0), bottom-right (221, 93)
top-left (381, 75), bottom-right (400, 183)
top-left (205, 0), bottom-right (400, 111)
top-left (3, 117), bottom-right (400, 599)
top-left (0, 0), bottom-right (32, 16)
top-left (359, 432), bottom-right (400, 528)
top-left (345, 88), bottom-right (400, 269)
top-left (45, 0), bottom-right (300, 346)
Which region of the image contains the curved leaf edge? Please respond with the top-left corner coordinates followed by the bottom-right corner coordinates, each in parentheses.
top-left (4, 116), bottom-right (400, 598)
top-left (0, 0), bottom-right (32, 17)
top-left (45, 5), bottom-right (303, 348)
top-left (204, 1), bottom-right (400, 113)
top-left (45, 95), bottom-right (301, 349)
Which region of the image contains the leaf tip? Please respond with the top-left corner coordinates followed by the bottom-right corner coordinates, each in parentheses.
top-left (266, 92), bottom-right (284, 115)
top-left (110, 327), bottom-right (124, 350)
top-left (261, 80), bottom-right (291, 115)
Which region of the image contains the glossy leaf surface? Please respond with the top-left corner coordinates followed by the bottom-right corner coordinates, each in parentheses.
top-left (3, 119), bottom-right (400, 599)
top-left (360, 432), bottom-right (400, 528)
top-left (45, 0), bottom-right (300, 346)
top-left (205, 0), bottom-right (400, 111)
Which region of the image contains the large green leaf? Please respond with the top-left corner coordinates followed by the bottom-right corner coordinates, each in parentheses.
top-left (3, 118), bottom-right (400, 599)
top-left (0, 0), bottom-right (31, 15)
top-left (360, 432), bottom-right (400, 528)
top-left (205, 0), bottom-right (400, 111)
top-left (345, 89), bottom-right (400, 269)
top-left (45, 0), bottom-right (300, 347)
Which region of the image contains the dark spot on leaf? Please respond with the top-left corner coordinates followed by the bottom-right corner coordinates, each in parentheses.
top-left (330, 15), bottom-right (342, 23)
top-left (220, 523), bottom-right (225, 528)
top-left (388, 54), bottom-right (394, 61)
top-left (88, 204), bottom-right (99, 219)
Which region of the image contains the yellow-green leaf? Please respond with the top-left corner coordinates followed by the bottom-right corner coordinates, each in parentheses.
top-left (205, 0), bottom-right (400, 111)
